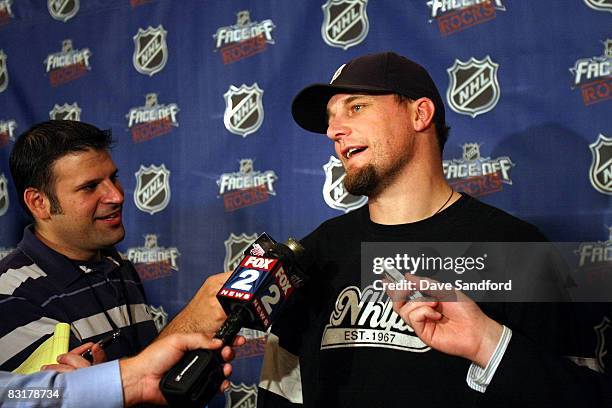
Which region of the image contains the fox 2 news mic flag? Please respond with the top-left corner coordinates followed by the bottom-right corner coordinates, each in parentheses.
top-left (0, 2), bottom-right (610, 407)
top-left (161, 233), bottom-right (309, 408)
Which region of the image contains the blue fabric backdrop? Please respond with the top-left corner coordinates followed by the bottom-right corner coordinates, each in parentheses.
top-left (0, 1), bottom-right (610, 406)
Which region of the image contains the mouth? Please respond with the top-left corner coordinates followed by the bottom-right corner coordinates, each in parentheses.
top-left (344, 146), bottom-right (367, 160)
top-left (95, 210), bottom-right (122, 225)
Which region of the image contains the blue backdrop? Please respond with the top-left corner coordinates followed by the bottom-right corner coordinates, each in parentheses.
top-left (0, 1), bottom-right (610, 406)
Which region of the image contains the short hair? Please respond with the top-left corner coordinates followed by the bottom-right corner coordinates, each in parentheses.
top-left (9, 120), bottom-right (114, 216)
top-left (395, 94), bottom-right (450, 155)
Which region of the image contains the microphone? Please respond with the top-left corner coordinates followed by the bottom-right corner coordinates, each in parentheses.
top-left (159, 233), bottom-right (310, 407)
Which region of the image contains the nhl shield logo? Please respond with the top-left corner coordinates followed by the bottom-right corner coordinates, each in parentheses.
top-left (236, 10), bottom-right (251, 26)
top-left (584, 0), bottom-right (612, 12)
top-left (224, 382), bottom-right (258, 408)
top-left (446, 56), bottom-right (500, 118)
top-left (144, 234), bottom-right (158, 248)
top-left (321, 0), bottom-right (369, 50)
top-left (0, 173), bottom-right (8, 217)
top-left (605, 39), bottom-right (612, 58)
top-left (224, 233), bottom-right (258, 271)
top-left (595, 316), bottom-right (610, 372)
top-left (0, 50), bottom-right (8, 94)
top-left (462, 143), bottom-right (481, 161)
top-left (48, 0), bottom-right (79, 22)
top-left (49, 103), bottom-right (81, 121)
top-left (148, 304), bottom-right (169, 333)
top-left (239, 158), bottom-right (253, 174)
top-left (134, 164), bottom-right (171, 214)
top-left (589, 134), bottom-right (612, 195)
top-left (323, 156), bottom-right (367, 212)
top-left (223, 83), bottom-right (264, 137)
top-left (133, 25), bottom-right (168, 76)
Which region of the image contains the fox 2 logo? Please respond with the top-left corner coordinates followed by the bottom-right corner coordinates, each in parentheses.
top-left (224, 256), bottom-right (292, 312)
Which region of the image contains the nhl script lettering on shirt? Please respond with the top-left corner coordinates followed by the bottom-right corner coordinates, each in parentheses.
top-left (320, 285), bottom-right (430, 352)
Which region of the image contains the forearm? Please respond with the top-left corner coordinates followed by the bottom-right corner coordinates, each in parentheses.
top-left (118, 358), bottom-right (142, 407)
top-left (158, 272), bottom-right (229, 339)
top-left (157, 304), bottom-right (205, 339)
top-left (466, 325), bottom-right (512, 393)
top-left (0, 361), bottom-right (123, 408)
top-left (471, 317), bottom-right (503, 367)
top-left (481, 332), bottom-right (612, 406)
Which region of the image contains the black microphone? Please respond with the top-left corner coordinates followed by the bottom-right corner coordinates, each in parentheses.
top-left (159, 233), bottom-right (310, 407)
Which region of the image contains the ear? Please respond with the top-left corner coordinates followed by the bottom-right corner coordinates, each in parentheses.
top-left (24, 188), bottom-right (52, 220)
top-left (412, 98), bottom-right (436, 132)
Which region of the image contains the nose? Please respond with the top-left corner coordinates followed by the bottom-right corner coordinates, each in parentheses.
top-left (326, 115), bottom-right (351, 142)
top-left (101, 179), bottom-right (124, 205)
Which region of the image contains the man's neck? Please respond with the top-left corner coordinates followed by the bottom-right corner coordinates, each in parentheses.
top-left (33, 227), bottom-right (100, 261)
top-left (367, 159), bottom-right (457, 225)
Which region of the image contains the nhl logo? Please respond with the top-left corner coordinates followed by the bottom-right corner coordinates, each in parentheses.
top-left (224, 382), bottom-right (258, 408)
top-left (595, 316), bottom-right (610, 372)
top-left (321, 0), bottom-right (369, 50)
top-left (0, 173), bottom-right (8, 217)
top-left (605, 39), bottom-right (612, 58)
top-left (134, 164), bottom-right (171, 214)
top-left (148, 304), bottom-right (169, 333)
top-left (49, 103), bottom-right (81, 121)
top-left (323, 156), bottom-right (367, 212)
top-left (584, 0), bottom-right (612, 12)
top-left (462, 143), bottom-right (481, 161)
top-left (239, 158), bottom-right (253, 174)
top-left (0, 1), bottom-right (14, 22)
top-left (223, 83), bottom-right (264, 137)
top-left (133, 25), bottom-right (168, 76)
top-left (224, 233), bottom-right (258, 271)
top-left (236, 10), bottom-right (251, 26)
top-left (145, 93), bottom-right (157, 107)
top-left (589, 134), bottom-right (612, 195)
top-left (48, 0), bottom-right (79, 22)
top-left (62, 39), bottom-right (72, 53)
top-left (446, 56), bottom-right (500, 118)
top-left (144, 234), bottom-right (158, 248)
top-left (0, 50), bottom-right (8, 94)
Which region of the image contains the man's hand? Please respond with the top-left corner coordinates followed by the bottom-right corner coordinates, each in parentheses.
top-left (41, 342), bottom-right (107, 372)
top-left (388, 274), bottom-right (502, 367)
top-left (158, 272), bottom-right (230, 338)
top-left (119, 333), bottom-right (245, 406)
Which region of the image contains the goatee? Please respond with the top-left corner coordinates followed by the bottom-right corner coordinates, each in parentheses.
top-left (343, 164), bottom-right (379, 197)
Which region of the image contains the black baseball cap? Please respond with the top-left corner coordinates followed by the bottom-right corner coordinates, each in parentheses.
top-left (291, 51), bottom-right (446, 134)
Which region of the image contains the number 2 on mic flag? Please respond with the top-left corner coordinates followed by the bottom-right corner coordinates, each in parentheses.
top-left (218, 255), bottom-right (294, 330)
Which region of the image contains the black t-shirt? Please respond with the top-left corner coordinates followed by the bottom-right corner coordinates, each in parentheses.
top-left (258, 194), bottom-right (571, 408)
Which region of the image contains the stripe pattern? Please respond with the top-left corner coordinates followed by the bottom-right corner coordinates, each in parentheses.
top-left (258, 333), bottom-right (303, 404)
top-left (466, 324), bottom-right (512, 392)
top-left (0, 229), bottom-right (157, 371)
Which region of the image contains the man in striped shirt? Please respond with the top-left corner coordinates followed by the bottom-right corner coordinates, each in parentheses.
top-left (0, 120), bottom-right (227, 371)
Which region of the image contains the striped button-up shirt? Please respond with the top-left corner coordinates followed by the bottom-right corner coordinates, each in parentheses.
top-left (0, 226), bottom-right (158, 371)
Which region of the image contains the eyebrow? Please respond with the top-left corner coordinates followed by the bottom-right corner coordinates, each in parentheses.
top-left (326, 94), bottom-right (371, 120)
top-left (75, 168), bottom-right (119, 190)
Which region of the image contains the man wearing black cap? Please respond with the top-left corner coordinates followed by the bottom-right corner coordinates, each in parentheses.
top-left (257, 52), bottom-right (569, 407)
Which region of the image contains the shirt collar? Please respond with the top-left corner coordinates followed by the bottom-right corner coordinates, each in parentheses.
top-left (17, 225), bottom-right (121, 289)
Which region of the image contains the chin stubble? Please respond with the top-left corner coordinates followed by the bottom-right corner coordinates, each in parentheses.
top-left (343, 164), bottom-right (379, 196)
top-left (343, 154), bottom-right (406, 197)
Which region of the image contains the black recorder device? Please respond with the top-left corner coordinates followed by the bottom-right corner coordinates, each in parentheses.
top-left (159, 233), bottom-right (310, 408)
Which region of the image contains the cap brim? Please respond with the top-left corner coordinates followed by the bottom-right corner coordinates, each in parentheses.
top-left (291, 83), bottom-right (393, 134)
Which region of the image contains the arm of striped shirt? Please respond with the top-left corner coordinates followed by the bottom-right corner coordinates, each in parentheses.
top-left (466, 324), bottom-right (512, 393)
top-left (257, 333), bottom-right (303, 407)
top-left (0, 360), bottom-right (123, 408)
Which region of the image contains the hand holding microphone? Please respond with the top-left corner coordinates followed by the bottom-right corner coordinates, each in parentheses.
top-left (160, 233), bottom-right (310, 407)
top-left (386, 271), bottom-right (502, 367)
